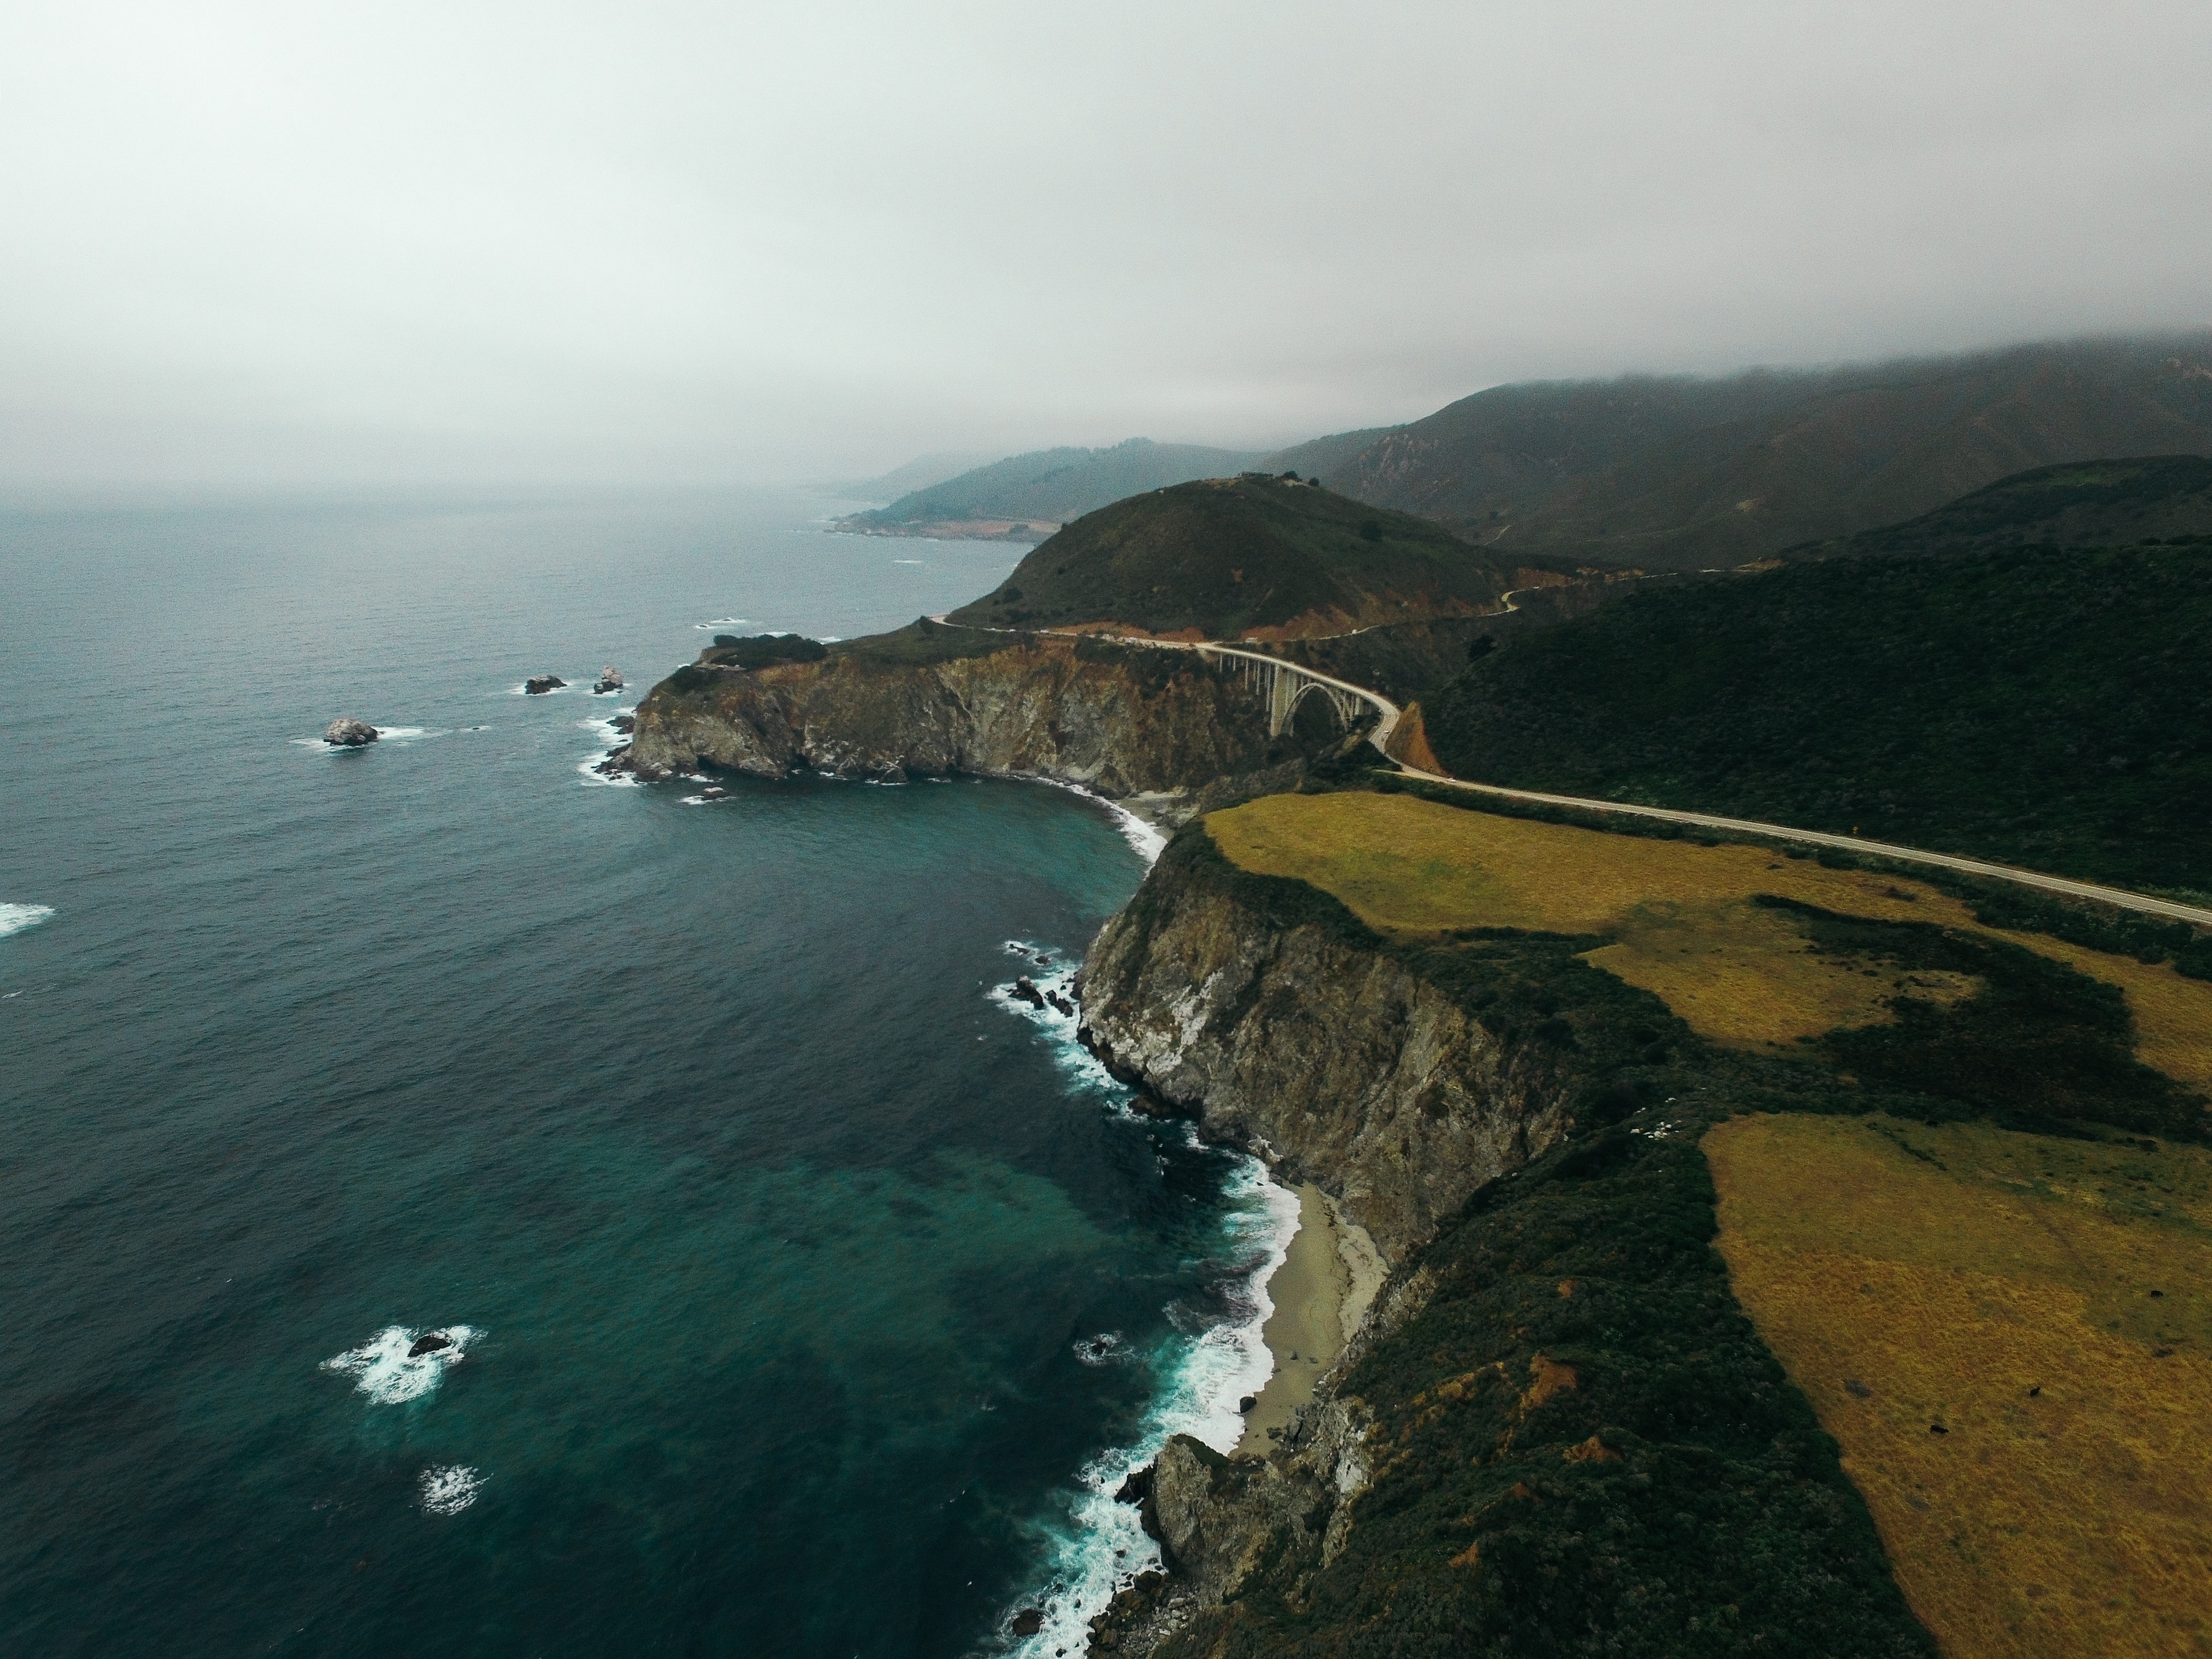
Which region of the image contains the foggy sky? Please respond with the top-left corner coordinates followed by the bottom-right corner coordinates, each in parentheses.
top-left (4, 0), bottom-right (2208, 487)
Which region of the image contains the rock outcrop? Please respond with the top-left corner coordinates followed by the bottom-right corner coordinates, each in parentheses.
top-left (1078, 828), bottom-right (1576, 1266)
top-left (618, 627), bottom-right (1363, 823)
top-left (593, 666), bottom-right (624, 694)
top-left (324, 717), bottom-right (379, 747)
top-left (525, 675), bottom-right (566, 695)
top-left (1076, 826), bottom-right (1627, 1653)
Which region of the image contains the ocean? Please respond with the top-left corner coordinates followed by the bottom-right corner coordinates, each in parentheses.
top-left (0, 488), bottom-right (1293, 1657)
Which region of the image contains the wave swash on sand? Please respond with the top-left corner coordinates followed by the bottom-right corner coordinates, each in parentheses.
top-left (989, 940), bottom-right (1296, 1657)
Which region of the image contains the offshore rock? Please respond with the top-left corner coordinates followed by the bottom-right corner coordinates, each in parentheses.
top-left (525, 675), bottom-right (566, 695)
top-left (1078, 829), bottom-right (1574, 1266)
top-left (324, 717), bottom-right (379, 747)
top-left (593, 665), bottom-right (625, 694)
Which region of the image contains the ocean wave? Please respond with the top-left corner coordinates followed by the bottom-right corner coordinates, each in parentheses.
top-left (1, 903), bottom-right (56, 940)
top-left (998, 1158), bottom-right (1297, 1658)
top-left (320, 1324), bottom-right (480, 1405)
top-left (419, 1465), bottom-right (484, 1515)
top-left (693, 617), bottom-right (751, 630)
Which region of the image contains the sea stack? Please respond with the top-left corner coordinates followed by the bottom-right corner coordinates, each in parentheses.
top-left (525, 675), bottom-right (566, 695)
top-left (324, 717), bottom-right (379, 747)
top-left (593, 665), bottom-right (625, 694)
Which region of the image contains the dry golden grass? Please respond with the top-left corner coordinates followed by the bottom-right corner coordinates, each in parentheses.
top-left (1707, 1114), bottom-right (2212, 1659)
top-left (1204, 792), bottom-right (2212, 1085)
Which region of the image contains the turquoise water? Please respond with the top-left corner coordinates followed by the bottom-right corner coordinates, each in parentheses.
top-left (0, 491), bottom-right (1287, 1656)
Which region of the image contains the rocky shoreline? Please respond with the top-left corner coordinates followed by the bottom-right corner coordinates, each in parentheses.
top-left (1069, 824), bottom-right (1599, 1652)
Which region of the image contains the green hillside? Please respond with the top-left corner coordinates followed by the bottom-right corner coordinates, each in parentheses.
top-left (1421, 540), bottom-right (2212, 898)
top-left (1302, 335), bottom-right (2212, 569)
top-left (945, 474), bottom-right (1548, 638)
top-left (1791, 455), bottom-right (2212, 559)
top-left (834, 437), bottom-right (1261, 533)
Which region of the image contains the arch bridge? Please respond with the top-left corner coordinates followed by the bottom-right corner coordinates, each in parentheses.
top-left (1192, 644), bottom-right (1397, 745)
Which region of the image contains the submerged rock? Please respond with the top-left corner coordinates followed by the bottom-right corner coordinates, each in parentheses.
top-left (407, 1332), bottom-right (453, 1358)
top-left (594, 665), bottom-right (625, 694)
top-left (324, 717), bottom-right (379, 747)
top-left (525, 675), bottom-right (566, 695)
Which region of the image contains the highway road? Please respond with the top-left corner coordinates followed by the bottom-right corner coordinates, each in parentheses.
top-left (932, 618), bottom-right (2212, 929)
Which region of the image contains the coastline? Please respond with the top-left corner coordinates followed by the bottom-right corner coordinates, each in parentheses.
top-left (1236, 1183), bottom-right (1386, 1455)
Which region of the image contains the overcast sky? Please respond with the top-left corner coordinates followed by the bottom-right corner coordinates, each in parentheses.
top-left (4, 0), bottom-right (2208, 486)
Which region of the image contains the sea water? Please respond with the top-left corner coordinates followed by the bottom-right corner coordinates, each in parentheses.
top-left (0, 489), bottom-right (1291, 1657)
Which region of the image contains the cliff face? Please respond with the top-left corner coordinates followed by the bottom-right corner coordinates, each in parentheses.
top-left (1078, 828), bottom-right (1665, 1652)
top-left (1079, 830), bottom-right (1578, 1267)
top-left (620, 630), bottom-right (1348, 816)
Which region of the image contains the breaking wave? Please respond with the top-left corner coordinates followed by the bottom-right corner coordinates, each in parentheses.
top-left (320, 1324), bottom-right (480, 1405)
top-left (0, 903), bottom-right (56, 940)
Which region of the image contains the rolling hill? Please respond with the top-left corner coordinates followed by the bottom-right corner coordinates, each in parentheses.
top-left (1788, 454), bottom-right (2212, 559)
top-left (944, 473), bottom-right (1559, 639)
top-left (834, 437), bottom-right (1264, 538)
top-left (1419, 528), bottom-right (2212, 897)
top-left (1288, 334), bottom-right (2212, 570)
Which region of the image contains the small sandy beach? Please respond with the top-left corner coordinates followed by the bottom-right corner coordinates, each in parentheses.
top-left (1238, 1183), bottom-right (1386, 1454)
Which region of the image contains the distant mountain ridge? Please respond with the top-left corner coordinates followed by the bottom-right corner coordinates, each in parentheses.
top-left (835, 437), bottom-right (1264, 540)
top-left (828, 450), bottom-right (997, 503)
top-left (1291, 334), bottom-right (2212, 570)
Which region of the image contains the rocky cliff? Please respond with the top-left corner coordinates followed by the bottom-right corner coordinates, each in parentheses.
top-left (1075, 824), bottom-right (1651, 1649)
top-left (615, 624), bottom-right (1359, 820)
top-left (1079, 826), bottom-right (1585, 1266)
top-left (1076, 825), bottom-right (1932, 1657)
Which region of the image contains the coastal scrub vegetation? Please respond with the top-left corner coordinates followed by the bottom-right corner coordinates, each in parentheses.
top-left (1418, 541), bottom-right (2212, 899)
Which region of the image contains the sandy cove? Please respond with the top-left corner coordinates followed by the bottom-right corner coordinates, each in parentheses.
top-left (1237, 1183), bottom-right (1386, 1455)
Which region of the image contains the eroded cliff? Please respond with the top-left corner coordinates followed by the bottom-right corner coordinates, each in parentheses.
top-left (1075, 820), bottom-right (1933, 1658)
top-left (615, 624), bottom-right (1357, 818)
top-left (1079, 824), bottom-right (1601, 1266)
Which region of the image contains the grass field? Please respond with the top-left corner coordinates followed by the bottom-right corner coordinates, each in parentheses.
top-left (1706, 1113), bottom-right (2212, 1658)
top-left (1204, 791), bottom-right (2212, 1089)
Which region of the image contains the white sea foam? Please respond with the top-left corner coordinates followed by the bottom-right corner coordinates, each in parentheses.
top-left (693, 616), bottom-right (752, 630)
top-left (575, 709), bottom-right (640, 787)
top-left (982, 948), bottom-right (1298, 1651)
top-left (419, 1465), bottom-right (484, 1515)
top-left (1, 904), bottom-right (56, 940)
top-left (320, 1324), bottom-right (480, 1405)
top-left (373, 727), bottom-right (432, 741)
top-left (893, 559), bottom-right (925, 565)
top-left (998, 1154), bottom-right (1297, 1658)
top-left (1023, 778), bottom-right (1167, 863)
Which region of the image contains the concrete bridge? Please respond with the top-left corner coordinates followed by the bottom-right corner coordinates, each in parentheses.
top-left (1188, 643), bottom-right (1396, 742)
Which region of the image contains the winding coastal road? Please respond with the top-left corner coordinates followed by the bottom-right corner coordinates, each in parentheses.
top-left (929, 616), bottom-right (2212, 929)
